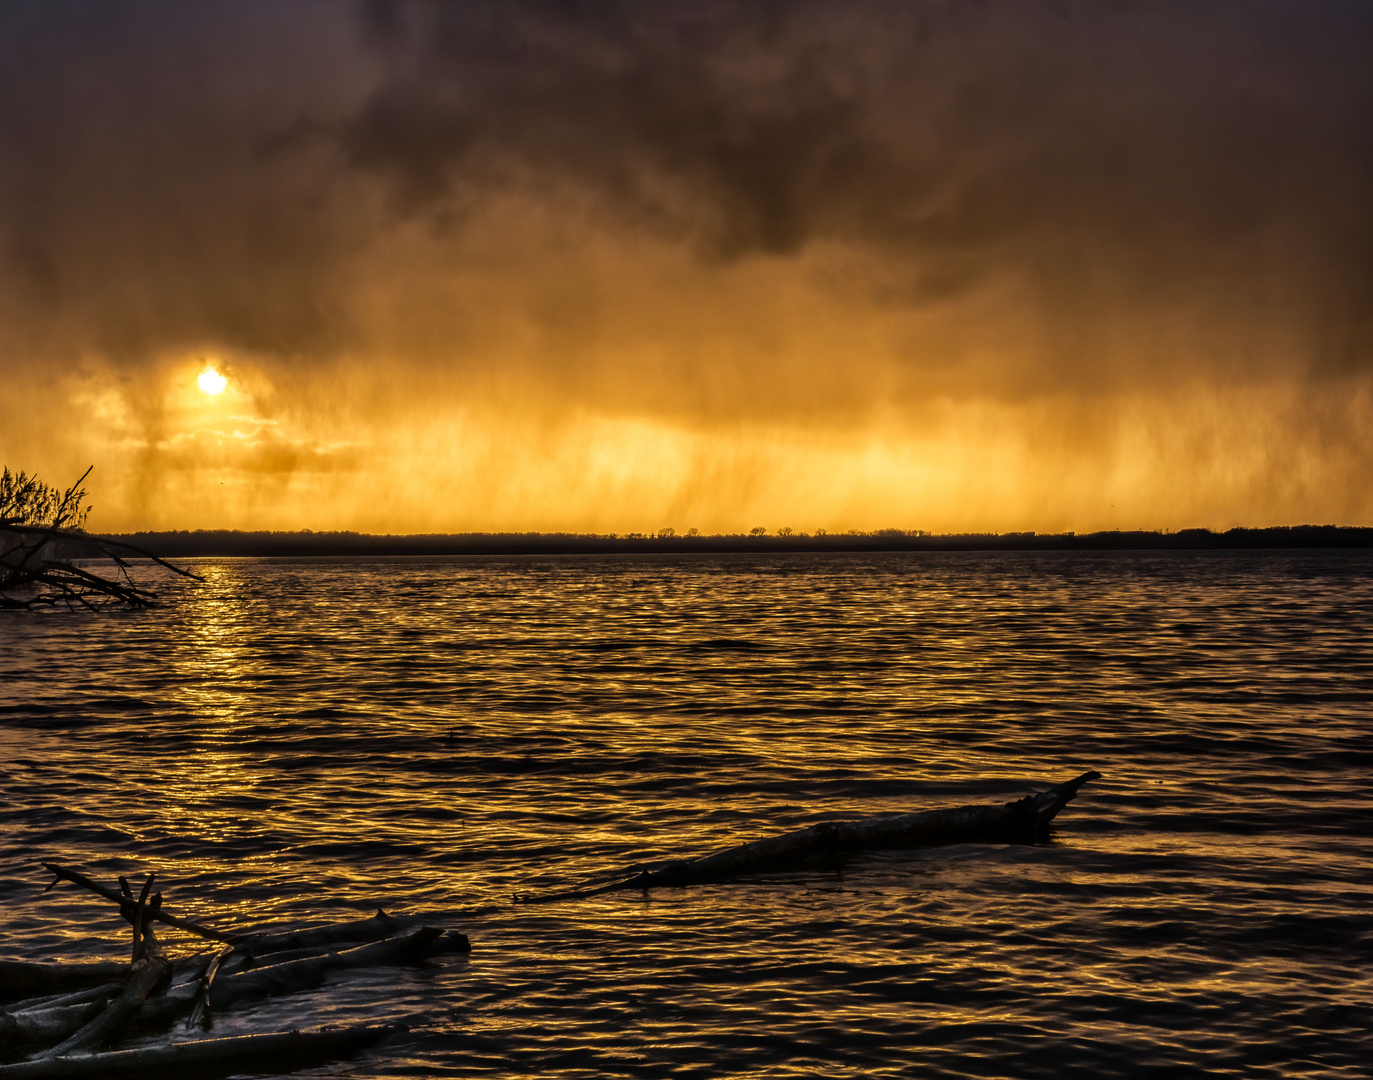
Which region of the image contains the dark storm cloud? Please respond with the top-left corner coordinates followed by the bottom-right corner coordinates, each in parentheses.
top-left (2, 1), bottom-right (1372, 530)
top-left (338, 0), bottom-right (1373, 368)
top-left (0, 0), bottom-right (370, 363)
top-left (0, 0), bottom-right (1370, 381)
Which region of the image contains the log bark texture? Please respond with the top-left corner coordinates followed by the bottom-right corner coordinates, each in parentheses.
top-left (0, 1000), bottom-right (112, 1055)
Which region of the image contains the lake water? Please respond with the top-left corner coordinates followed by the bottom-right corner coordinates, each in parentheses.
top-left (1, 551), bottom-right (1370, 1078)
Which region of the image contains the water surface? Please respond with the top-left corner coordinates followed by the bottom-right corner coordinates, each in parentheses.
top-left (2, 551), bottom-right (1369, 1077)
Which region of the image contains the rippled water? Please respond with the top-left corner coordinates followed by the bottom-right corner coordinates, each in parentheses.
top-left (2, 551), bottom-right (1370, 1078)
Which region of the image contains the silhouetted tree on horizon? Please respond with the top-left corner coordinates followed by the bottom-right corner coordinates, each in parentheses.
top-left (1, 466), bottom-right (199, 610)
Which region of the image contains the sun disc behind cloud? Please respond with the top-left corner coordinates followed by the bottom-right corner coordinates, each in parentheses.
top-left (197, 366), bottom-right (228, 395)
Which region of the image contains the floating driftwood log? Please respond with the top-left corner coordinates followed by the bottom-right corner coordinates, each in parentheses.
top-left (0, 866), bottom-right (469, 1077)
top-left (516, 770), bottom-right (1103, 903)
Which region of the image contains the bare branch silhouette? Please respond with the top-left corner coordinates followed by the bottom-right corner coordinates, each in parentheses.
top-left (1, 467), bottom-right (201, 611)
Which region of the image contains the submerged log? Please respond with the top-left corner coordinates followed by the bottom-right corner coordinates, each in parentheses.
top-left (0, 984), bottom-right (123, 1016)
top-left (4, 927), bottom-right (467, 1053)
top-left (129, 925), bottom-right (458, 1032)
top-left (0, 1024), bottom-right (398, 1080)
top-left (0, 965), bottom-right (129, 1004)
top-left (234, 908), bottom-right (404, 957)
top-left (0, 1000), bottom-right (112, 1055)
top-left (202, 926), bottom-right (447, 1011)
top-left (517, 770), bottom-right (1103, 903)
top-left (40, 882), bottom-right (172, 1058)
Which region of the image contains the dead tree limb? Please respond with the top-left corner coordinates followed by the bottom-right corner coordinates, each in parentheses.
top-left (41, 865), bottom-right (230, 944)
top-left (184, 945), bottom-right (233, 1030)
top-left (517, 770), bottom-right (1103, 903)
top-left (1, 464), bottom-right (201, 611)
top-left (39, 881), bottom-right (172, 1058)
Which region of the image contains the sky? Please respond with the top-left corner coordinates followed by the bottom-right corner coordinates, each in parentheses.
top-left (1, 0), bottom-right (1370, 534)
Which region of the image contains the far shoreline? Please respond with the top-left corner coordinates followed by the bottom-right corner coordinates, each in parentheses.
top-left (104, 526), bottom-right (1373, 558)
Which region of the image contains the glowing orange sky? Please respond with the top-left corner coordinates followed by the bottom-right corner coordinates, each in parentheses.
top-left (2, 2), bottom-right (1370, 533)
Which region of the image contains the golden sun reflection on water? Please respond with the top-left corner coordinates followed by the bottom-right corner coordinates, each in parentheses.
top-left (156, 563), bottom-right (269, 846)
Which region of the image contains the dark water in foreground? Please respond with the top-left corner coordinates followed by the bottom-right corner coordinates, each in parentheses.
top-left (1, 552), bottom-right (1370, 1078)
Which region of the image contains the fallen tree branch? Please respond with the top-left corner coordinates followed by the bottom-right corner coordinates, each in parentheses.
top-left (184, 944), bottom-right (232, 1030)
top-left (41, 865), bottom-right (231, 944)
top-left (234, 908), bottom-right (405, 957)
top-left (40, 881), bottom-right (172, 1058)
top-left (1, 464), bottom-right (201, 611)
top-left (516, 770), bottom-right (1103, 903)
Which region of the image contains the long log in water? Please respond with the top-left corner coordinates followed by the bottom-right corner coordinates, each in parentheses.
top-left (517, 770), bottom-right (1103, 903)
top-left (0, 1001), bottom-right (112, 1055)
top-left (205, 926), bottom-right (447, 1011)
top-left (0, 965), bottom-right (129, 1004)
top-left (234, 908), bottom-right (405, 957)
top-left (131, 925), bottom-right (459, 1031)
top-left (3, 929), bottom-right (464, 1053)
top-left (0, 1025), bottom-right (398, 1080)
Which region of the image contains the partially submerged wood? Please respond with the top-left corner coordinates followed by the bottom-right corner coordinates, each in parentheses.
top-left (0, 1001), bottom-right (112, 1054)
top-left (5, 860), bottom-right (474, 1070)
top-left (1, 931), bottom-right (459, 1054)
top-left (235, 908), bottom-right (405, 957)
top-left (0, 984), bottom-right (123, 1016)
top-left (135, 925), bottom-right (448, 1028)
top-left (40, 881), bottom-right (172, 1058)
top-left (0, 964), bottom-right (129, 1004)
top-left (41, 865), bottom-right (230, 944)
top-left (517, 770), bottom-right (1103, 903)
top-left (184, 945), bottom-right (233, 1030)
top-left (0, 1025), bottom-right (399, 1080)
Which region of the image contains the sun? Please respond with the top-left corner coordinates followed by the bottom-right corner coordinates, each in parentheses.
top-left (197, 366), bottom-right (228, 395)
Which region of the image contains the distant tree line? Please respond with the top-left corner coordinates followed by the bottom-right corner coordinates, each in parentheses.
top-left (99, 524), bottom-right (1373, 558)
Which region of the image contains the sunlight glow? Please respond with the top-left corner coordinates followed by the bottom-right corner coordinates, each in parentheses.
top-left (197, 366), bottom-right (228, 395)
